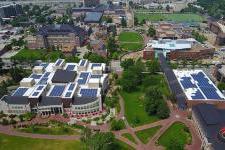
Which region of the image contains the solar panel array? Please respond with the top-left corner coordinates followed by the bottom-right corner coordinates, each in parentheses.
top-left (77, 72), bottom-right (89, 85)
top-left (64, 83), bottom-right (76, 98)
top-left (49, 85), bottom-right (65, 97)
top-left (80, 60), bottom-right (86, 66)
top-left (80, 89), bottom-right (97, 97)
top-left (13, 88), bottom-right (28, 96)
top-left (91, 63), bottom-right (101, 69)
top-left (40, 63), bottom-right (49, 68)
top-left (191, 72), bottom-right (223, 100)
top-left (66, 65), bottom-right (75, 71)
top-left (38, 77), bottom-right (48, 85)
top-left (91, 75), bottom-right (102, 78)
top-left (43, 72), bottom-right (50, 78)
top-left (55, 59), bottom-right (63, 66)
top-left (176, 70), bottom-right (224, 100)
top-left (30, 74), bottom-right (42, 79)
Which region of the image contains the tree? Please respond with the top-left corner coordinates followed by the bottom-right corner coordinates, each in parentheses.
top-left (9, 67), bottom-right (30, 83)
top-left (146, 59), bottom-right (160, 74)
top-left (110, 119), bottom-right (126, 131)
top-left (192, 30), bottom-right (207, 43)
top-left (120, 59), bottom-right (134, 70)
top-left (157, 101), bottom-right (170, 119)
top-left (166, 5), bottom-right (170, 12)
top-left (144, 87), bottom-right (170, 119)
top-left (134, 17), bottom-right (138, 26)
top-left (121, 17), bottom-right (127, 27)
top-left (81, 130), bottom-right (116, 150)
top-left (147, 25), bottom-right (156, 37)
top-left (107, 36), bottom-right (118, 54)
top-left (83, 52), bottom-right (107, 63)
top-left (218, 82), bottom-right (225, 91)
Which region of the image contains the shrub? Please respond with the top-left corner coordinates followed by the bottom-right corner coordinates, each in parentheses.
top-left (110, 119), bottom-right (126, 131)
top-left (2, 118), bottom-right (9, 125)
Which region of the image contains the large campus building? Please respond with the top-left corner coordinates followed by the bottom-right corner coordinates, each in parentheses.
top-left (0, 4), bottom-right (23, 18)
top-left (192, 103), bottom-right (225, 150)
top-left (209, 21), bottom-right (225, 46)
top-left (174, 70), bottom-right (225, 108)
top-left (27, 24), bottom-right (87, 53)
top-left (0, 59), bottom-right (108, 118)
top-left (143, 39), bottom-right (214, 60)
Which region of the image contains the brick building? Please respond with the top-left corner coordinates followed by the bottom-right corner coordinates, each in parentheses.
top-left (209, 21), bottom-right (225, 46)
top-left (143, 39), bottom-right (214, 60)
top-left (27, 24), bottom-right (87, 53)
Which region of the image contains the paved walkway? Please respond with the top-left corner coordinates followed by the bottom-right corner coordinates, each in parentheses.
top-left (0, 95), bottom-right (201, 150)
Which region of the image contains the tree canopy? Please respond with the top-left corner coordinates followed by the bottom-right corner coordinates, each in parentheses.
top-left (147, 25), bottom-right (156, 37)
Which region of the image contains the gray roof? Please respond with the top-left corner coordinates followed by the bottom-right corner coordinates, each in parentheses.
top-left (158, 53), bottom-right (187, 109)
top-left (37, 24), bottom-right (86, 37)
top-left (39, 96), bottom-right (62, 106)
top-left (2, 96), bottom-right (29, 105)
top-left (84, 12), bottom-right (103, 23)
top-left (52, 69), bottom-right (77, 83)
top-left (193, 104), bottom-right (225, 150)
top-left (73, 96), bottom-right (98, 105)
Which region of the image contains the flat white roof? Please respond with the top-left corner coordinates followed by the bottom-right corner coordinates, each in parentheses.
top-left (147, 39), bottom-right (194, 50)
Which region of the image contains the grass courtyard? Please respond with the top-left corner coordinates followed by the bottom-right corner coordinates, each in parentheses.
top-left (118, 32), bottom-right (144, 51)
top-left (0, 133), bottom-right (84, 150)
top-left (135, 125), bottom-right (161, 144)
top-left (12, 48), bottom-right (64, 62)
top-left (135, 13), bottom-right (205, 23)
top-left (158, 122), bottom-right (192, 150)
top-left (122, 133), bottom-right (137, 144)
top-left (120, 74), bottom-right (170, 127)
top-left (0, 133), bottom-right (134, 150)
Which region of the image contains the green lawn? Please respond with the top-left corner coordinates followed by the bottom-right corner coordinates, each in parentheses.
top-left (12, 48), bottom-right (64, 62)
top-left (120, 43), bottom-right (143, 51)
top-left (158, 122), bottom-right (192, 149)
top-left (122, 133), bottom-right (137, 144)
top-left (135, 13), bottom-right (204, 22)
top-left (118, 32), bottom-right (144, 51)
top-left (116, 139), bottom-right (135, 150)
top-left (0, 133), bottom-right (134, 150)
top-left (0, 133), bottom-right (84, 150)
top-left (120, 90), bottom-right (159, 127)
top-left (120, 74), bottom-right (170, 127)
top-left (118, 32), bottom-right (143, 43)
top-left (135, 126), bottom-right (161, 144)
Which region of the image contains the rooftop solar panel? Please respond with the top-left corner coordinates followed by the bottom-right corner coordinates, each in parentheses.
top-left (37, 86), bottom-right (44, 91)
top-left (38, 77), bottom-right (48, 85)
top-left (191, 90), bottom-right (205, 99)
top-left (68, 84), bottom-right (75, 91)
top-left (80, 60), bottom-right (86, 66)
top-left (30, 74), bottom-right (42, 79)
top-left (49, 85), bottom-right (65, 97)
top-left (66, 65), bottom-right (75, 71)
top-left (32, 92), bottom-right (39, 96)
top-left (43, 72), bottom-right (50, 78)
top-left (40, 63), bottom-right (49, 68)
top-left (13, 88), bottom-right (28, 96)
top-left (78, 72), bottom-right (89, 85)
top-left (180, 77), bottom-right (196, 89)
top-left (65, 92), bottom-right (72, 97)
top-left (80, 89), bottom-right (97, 97)
top-left (91, 75), bottom-right (102, 78)
top-left (56, 59), bottom-right (63, 66)
top-left (91, 63), bottom-right (101, 69)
